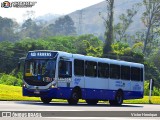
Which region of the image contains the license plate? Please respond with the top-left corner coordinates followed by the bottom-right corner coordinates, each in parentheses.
top-left (34, 90), bottom-right (40, 94)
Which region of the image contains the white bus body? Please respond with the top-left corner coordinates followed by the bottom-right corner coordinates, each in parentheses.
top-left (23, 50), bottom-right (144, 105)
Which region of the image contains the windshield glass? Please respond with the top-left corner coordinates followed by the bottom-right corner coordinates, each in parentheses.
top-left (25, 59), bottom-right (56, 77)
top-left (24, 59), bottom-right (56, 86)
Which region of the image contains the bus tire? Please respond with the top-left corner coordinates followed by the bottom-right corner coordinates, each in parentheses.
top-left (86, 100), bottom-right (98, 105)
top-left (115, 91), bottom-right (123, 106)
top-left (40, 97), bottom-right (52, 104)
top-left (109, 91), bottom-right (123, 106)
top-left (67, 91), bottom-right (79, 105)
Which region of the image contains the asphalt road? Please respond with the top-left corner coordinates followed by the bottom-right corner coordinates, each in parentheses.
top-left (0, 101), bottom-right (160, 120)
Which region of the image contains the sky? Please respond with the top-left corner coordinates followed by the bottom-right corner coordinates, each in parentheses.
top-left (0, 0), bottom-right (104, 23)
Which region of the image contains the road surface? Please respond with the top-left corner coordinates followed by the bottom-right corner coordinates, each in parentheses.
top-left (0, 101), bottom-right (160, 120)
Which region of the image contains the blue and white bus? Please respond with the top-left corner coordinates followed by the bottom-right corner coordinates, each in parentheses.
top-left (22, 50), bottom-right (144, 105)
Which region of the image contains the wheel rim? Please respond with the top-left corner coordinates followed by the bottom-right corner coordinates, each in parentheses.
top-left (72, 92), bottom-right (78, 100)
top-left (117, 94), bottom-right (122, 104)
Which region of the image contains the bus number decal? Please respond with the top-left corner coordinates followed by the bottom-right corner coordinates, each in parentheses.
top-left (115, 81), bottom-right (125, 87)
top-left (43, 77), bottom-right (54, 82)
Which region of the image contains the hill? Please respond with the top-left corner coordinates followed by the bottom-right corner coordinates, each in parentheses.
top-left (68, 0), bottom-right (144, 36)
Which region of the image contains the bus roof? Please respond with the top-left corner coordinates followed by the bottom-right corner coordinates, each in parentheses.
top-left (28, 50), bottom-right (144, 67)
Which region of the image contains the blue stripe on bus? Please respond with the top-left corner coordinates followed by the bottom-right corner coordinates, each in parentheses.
top-left (23, 87), bottom-right (72, 99)
top-left (23, 87), bottom-right (143, 100)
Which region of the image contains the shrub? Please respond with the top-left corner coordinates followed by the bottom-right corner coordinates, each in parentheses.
top-left (0, 73), bottom-right (22, 86)
top-left (144, 80), bottom-right (160, 96)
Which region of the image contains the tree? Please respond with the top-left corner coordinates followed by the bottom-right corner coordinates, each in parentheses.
top-left (142, 0), bottom-right (160, 56)
top-left (74, 34), bottom-right (103, 56)
top-left (111, 42), bottom-right (131, 56)
top-left (111, 41), bottom-right (144, 63)
top-left (46, 24), bottom-right (55, 36)
top-left (0, 41), bottom-right (15, 73)
top-left (21, 18), bottom-right (42, 39)
top-left (114, 3), bottom-right (141, 42)
top-left (0, 17), bottom-right (19, 41)
top-left (149, 49), bottom-right (160, 71)
top-left (47, 15), bottom-right (76, 36)
top-left (103, 0), bottom-right (115, 56)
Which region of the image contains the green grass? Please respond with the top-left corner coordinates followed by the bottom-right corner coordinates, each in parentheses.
top-left (124, 96), bottom-right (160, 104)
top-left (0, 84), bottom-right (160, 104)
top-left (0, 84), bottom-right (40, 101)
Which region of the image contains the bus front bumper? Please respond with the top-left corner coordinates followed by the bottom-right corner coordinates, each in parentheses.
top-left (23, 87), bottom-right (72, 99)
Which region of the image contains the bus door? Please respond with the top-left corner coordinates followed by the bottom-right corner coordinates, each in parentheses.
top-left (73, 59), bottom-right (85, 91)
top-left (57, 57), bottom-right (72, 88)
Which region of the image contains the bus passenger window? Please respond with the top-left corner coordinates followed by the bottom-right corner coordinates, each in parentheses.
top-left (85, 61), bottom-right (97, 77)
top-left (110, 64), bottom-right (120, 79)
top-left (98, 62), bottom-right (109, 78)
top-left (59, 60), bottom-right (72, 78)
top-left (74, 59), bottom-right (84, 76)
top-left (131, 67), bottom-right (141, 81)
top-left (121, 66), bottom-right (130, 80)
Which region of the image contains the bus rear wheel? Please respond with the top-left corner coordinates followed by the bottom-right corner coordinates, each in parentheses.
top-left (68, 91), bottom-right (79, 105)
top-left (86, 100), bottom-right (98, 105)
top-left (40, 97), bottom-right (52, 104)
top-left (109, 91), bottom-right (123, 106)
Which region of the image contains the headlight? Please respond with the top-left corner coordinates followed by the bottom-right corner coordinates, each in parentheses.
top-left (49, 84), bottom-right (55, 88)
top-left (23, 84), bottom-right (26, 88)
top-left (51, 85), bottom-right (55, 88)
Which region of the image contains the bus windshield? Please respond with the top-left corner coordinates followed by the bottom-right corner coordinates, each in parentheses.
top-left (24, 59), bottom-right (56, 78)
top-left (24, 59), bottom-right (56, 85)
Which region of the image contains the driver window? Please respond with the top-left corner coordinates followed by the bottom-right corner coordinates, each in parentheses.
top-left (58, 60), bottom-right (72, 78)
top-left (45, 60), bottom-right (56, 77)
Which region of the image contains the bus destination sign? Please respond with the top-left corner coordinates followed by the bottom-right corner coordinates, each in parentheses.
top-left (27, 51), bottom-right (57, 59)
top-left (30, 52), bottom-right (51, 57)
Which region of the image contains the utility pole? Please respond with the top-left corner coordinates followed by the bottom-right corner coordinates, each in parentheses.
top-left (149, 79), bottom-right (154, 103)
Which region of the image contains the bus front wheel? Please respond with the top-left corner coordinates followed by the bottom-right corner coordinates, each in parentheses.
top-left (68, 91), bottom-right (79, 105)
top-left (40, 97), bottom-right (52, 104)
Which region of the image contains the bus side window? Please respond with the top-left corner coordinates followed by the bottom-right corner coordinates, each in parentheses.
top-left (58, 60), bottom-right (72, 78)
top-left (98, 62), bottom-right (109, 78)
top-left (110, 64), bottom-right (120, 79)
top-left (131, 67), bottom-right (141, 81)
top-left (74, 59), bottom-right (84, 76)
top-left (85, 61), bottom-right (97, 77)
top-left (121, 66), bottom-right (130, 80)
